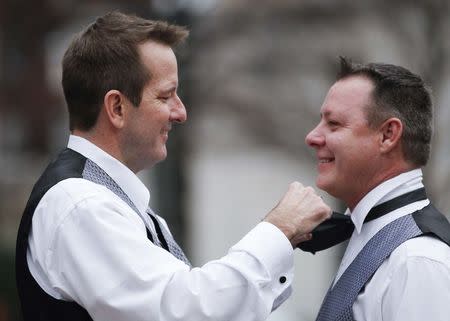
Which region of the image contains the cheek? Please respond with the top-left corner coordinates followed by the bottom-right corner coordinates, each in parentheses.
top-left (338, 138), bottom-right (378, 172)
top-left (325, 134), bottom-right (345, 156)
top-left (151, 109), bottom-right (170, 125)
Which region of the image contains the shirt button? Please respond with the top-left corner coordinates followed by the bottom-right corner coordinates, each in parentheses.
top-left (279, 276), bottom-right (287, 284)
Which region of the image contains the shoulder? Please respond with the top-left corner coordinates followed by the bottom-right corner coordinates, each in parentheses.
top-left (365, 235), bottom-right (450, 305)
top-left (367, 237), bottom-right (450, 321)
top-left (34, 177), bottom-right (136, 230)
top-left (32, 177), bottom-right (146, 251)
top-left (45, 177), bottom-right (110, 200)
top-left (37, 177), bottom-right (116, 214)
top-left (392, 235), bottom-right (450, 261)
top-left (383, 235), bottom-right (450, 276)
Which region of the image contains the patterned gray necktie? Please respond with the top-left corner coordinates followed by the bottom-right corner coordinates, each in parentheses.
top-left (82, 159), bottom-right (191, 266)
top-left (146, 207), bottom-right (191, 266)
top-left (316, 214), bottom-right (422, 321)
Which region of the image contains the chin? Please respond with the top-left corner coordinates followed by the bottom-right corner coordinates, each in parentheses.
top-left (316, 177), bottom-right (335, 195)
top-left (160, 147), bottom-right (168, 160)
top-left (153, 148), bottom-right (168, 163)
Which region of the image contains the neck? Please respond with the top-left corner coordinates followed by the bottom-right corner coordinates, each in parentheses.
top-left (72, 129), bottom-right (128, 169)
top-left (346, 162), bottom-right (418, 211)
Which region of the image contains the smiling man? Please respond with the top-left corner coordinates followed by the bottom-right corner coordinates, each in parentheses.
top-left (15, 12), bottom-right (331, 321)
top-left (304, 57), bottom-right (450, 321)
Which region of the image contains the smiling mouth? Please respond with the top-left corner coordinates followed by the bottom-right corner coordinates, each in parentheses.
top-left (161, 128), bottom-right (170, 135)
top-left (318, 158), bottom-right (334, 163)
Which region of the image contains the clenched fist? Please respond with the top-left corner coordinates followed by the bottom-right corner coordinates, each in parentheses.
top-left (264, 182), bottom-right (331, 247)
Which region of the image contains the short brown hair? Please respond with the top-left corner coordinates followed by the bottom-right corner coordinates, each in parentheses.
top-left (337, 57), bottom-right (433, 166)
top-left (62, 11), bottom-right (189, 131)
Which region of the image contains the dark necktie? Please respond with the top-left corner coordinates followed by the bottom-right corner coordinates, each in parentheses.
top-left (146, 208), bottom-right (192, 266)
top-left (298, 188), bottom-right (427, 253)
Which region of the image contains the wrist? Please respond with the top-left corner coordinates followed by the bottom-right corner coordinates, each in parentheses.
top-left (263, 218), bottom-right (296, 246)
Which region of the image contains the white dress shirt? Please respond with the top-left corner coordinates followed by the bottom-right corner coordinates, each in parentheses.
top-left (27, 135), bottom-right (294, 321)
top-left (333, 169), bottom-right (450, 321)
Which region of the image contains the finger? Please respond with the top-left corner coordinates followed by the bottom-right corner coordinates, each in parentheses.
top-left (289, 181), bottom-right (304, 191)
top-left (296, 233), bottom-right (312, 243)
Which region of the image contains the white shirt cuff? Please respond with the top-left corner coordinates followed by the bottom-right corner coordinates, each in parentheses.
top-left (231, 221), bottom-right (294, 283)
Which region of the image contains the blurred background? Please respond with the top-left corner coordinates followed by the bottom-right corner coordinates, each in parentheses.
top-left (0, 0), bottom-right (449, 320)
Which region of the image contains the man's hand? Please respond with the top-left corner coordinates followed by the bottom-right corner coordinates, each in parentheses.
top-left (264, 182), bottom-right (331, 248)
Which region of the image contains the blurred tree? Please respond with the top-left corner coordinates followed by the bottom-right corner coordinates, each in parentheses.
top-left (187, 0), bottom-right (450, 212)
top-left (0, 0), bottom-right (67, 154)
top-left (0, 248), bottom-right (19, 321)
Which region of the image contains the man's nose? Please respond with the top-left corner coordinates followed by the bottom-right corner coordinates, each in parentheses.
top-left (305, 126), bottom-right (324, 148)
top-left (171, 94), bottom-right (187, 123)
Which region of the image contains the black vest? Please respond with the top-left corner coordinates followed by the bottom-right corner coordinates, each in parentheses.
top-left (16, 147), bottom-right (187, 320)
top-left (16, 149), bottom-right (94, 320)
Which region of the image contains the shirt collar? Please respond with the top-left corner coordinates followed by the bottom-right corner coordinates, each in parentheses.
top-left (67, 135), bottom-right (150, 214)
top-left (349, 168), bottom-right (424, 233)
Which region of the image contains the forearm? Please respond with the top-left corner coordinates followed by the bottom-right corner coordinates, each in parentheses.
top-left (56, 221), bottom-right (293, 321)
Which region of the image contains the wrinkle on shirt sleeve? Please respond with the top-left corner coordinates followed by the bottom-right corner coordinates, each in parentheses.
top-left (158, 222), bottom-right (294, 321)
top-left (43, 181), bottom-right (294, 321)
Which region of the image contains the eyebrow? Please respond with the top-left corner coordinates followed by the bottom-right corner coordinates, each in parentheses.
top-left (158, 86), bottom-right (177, 95)
top-left (159, 86), bottom-right (177, 95)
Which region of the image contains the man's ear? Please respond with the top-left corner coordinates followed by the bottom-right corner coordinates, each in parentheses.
top-left (379, 117), bottom-right (403, 154)
top-left (104, 90), bottom-right (126, 129)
